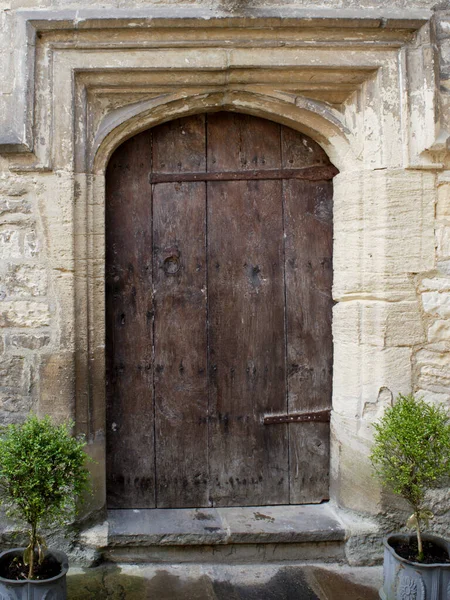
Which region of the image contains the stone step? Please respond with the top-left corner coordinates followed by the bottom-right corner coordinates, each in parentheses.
top-left (103, 504), bottom-right (347, 564)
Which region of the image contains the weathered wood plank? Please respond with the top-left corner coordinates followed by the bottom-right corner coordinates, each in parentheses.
top-left (281, 125), bottom-right (331, 169)
top-left (105, 130), bottom-right (155, 509)
top-left (207, 112), bottom-right (281, 172)
top-left (152, 114), bottom-right (206, 174)
top-left (152, 181), bottom-right (209, 508)
top-left (152, 112), bottom-right (209, 508)
top-left (283, 177), bottom-right (333, 503)
top-left (207, 179), bottom-right (289, 506)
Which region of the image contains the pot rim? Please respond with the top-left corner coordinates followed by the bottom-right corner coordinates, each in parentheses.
top-left (0, 547), bottom-right (69, 585)
top-left (384, 533), bottom-right (450, 569)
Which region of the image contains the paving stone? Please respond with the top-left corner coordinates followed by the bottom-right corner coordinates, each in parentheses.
top-left (67, 563), bottom-right (382, 600)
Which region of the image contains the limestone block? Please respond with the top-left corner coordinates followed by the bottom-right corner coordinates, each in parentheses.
top-left (438, 260), bottom-right (450, 276)
top-left (0, 301), bottom-right (50, 327)
top-left (6, 333), bottom-right (51, 350)
top-left (0, 228), bottom-right (21, 259)
top-left (0, 196), bottom-right (31, 217)
top-left (333, 343), bottom-right (412, 418)
top-left (79, 522), bottom-right (108, 549)
top-left (38, 353), bottom-right (75, 421)
top-left (415, 349), bottom-right (450, 394)
top-left (37, 173), bottom-right (75, 268)
top-left (415, 389), bottom-right (450, 408)
top-left (419, 277), bottom-right (450, 292)
top-left (330, 414), bottom-right (381, 515)
top-left (23, 230), bottom-right (39, 258)
top-left (3, 264), bottom-right (48, 297)
top-left (437, 179), bottom-right (450, 218)
top-left (334, 169), bottom-right (435, 298)
top-left (0, 392), bottom-right (32, 416)
top-left (422, 290), bottom-right (450, 318)
top-left (436, 225), bottom-right (450, 260)
top-left (333, 300), bottom-right (424, 347)
top-left (0, 356), bottom-right (25, 389)
top-left (428, 320), bottom-right (450, 343)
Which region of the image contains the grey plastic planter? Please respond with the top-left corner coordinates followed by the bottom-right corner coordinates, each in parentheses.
top-left (380, 534), bottom-right (450, 600)
top-left (0, 548), bottom-right (68, 600)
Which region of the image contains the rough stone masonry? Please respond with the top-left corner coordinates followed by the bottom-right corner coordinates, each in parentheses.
top-left (0, 0), bottom-right (449, 564)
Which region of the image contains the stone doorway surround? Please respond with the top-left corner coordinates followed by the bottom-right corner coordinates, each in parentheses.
top-left (0, 7), bottom-right (446, 557)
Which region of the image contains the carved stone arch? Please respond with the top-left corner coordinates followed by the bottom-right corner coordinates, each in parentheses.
top-left (90, 89), bottom-right (358, 175)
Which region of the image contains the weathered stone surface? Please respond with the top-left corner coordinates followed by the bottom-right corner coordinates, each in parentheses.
top-left (23, 230), bottom-right (39, 258)
top-left (330, 414), bottom-right (382, 515)
top-left (422, 291), bottom-right (450, 317)
top-left (0, 301), bottom-right (50, 327)
top-left (0, 356), bottom-right (25, 389)
top-left (6, 332), bottom-right (50, 350)
top-left (217, 504), bottom-right (345, 544)
top-left (109, 508), bottom-right (228, 546)
top-left (2, 264), bottom-right (48, 297)
top-left (419, 277), bottom-right (450, 292)
top-left (415, 388), bottom-right (450, 407)
top-left (0, 391), bottom-right (32, 415)
top-left (437, 179), bottom-right (450, 218)
top-left (428, 319), bottom-right (450, 343)
top-left (0, 228), bottom-right (21, 259)
top-left (38, 353), bottom-right (75, 420)
top-left (333, 344), bottom-right (412, 417)
top-left (334, 170), bottom-right (435, 299)
top-left (436, 225), bottom-right (450, 259)
top-left (0, 196), bottom-right (31, 217)
top-left (415, 349), bottom-right (450, 393)
top-left (333, 301), bottom-right (424, 347)
top-left (109, 504), bottom-right (345, 548)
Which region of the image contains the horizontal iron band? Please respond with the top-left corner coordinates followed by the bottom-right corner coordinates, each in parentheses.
top-left (149, 165), bottom-right (338, 184)
top-left (263, 409), bottom-right (331, 425)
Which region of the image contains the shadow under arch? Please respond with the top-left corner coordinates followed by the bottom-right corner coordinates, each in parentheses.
top-left (90, 89), bottom-right (357, 175)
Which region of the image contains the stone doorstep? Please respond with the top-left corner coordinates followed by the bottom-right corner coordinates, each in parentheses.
top-left (108, 504), bottom-right (345, 547)
top-left (102, 504), bottom-right (348, 564)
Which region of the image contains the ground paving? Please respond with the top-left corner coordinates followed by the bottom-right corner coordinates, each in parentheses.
top-left (67, 563), bottom-right (382, 599)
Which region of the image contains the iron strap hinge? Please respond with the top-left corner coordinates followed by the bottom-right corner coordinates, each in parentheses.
top-left (263, 409), bottom-right (331, 425)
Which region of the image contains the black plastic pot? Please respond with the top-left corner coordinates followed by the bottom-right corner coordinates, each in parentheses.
top-left (0, 548), bottom-right (68, 600)
top-left (380, 533), bottom-right (450, 600)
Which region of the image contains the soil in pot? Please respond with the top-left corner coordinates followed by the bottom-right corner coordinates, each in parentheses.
top-left (0, 553), bottom-right (61, 581)
top-left (389, 538), bottom-right (450, 564)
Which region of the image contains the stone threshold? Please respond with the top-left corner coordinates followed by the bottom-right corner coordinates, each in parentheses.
top-left (84, 503), bottom-right (381, 564)
top-left (108, 503), bottom-right (345, 546)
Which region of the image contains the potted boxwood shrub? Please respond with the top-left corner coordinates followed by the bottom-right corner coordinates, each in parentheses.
top-left (0, 414), bottom-right (91, 600)
top-left (370, 394), bottom-right (450, 600)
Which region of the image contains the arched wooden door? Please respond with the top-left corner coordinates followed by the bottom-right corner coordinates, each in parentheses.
top-left (105, 112), bottom-right (336, 509)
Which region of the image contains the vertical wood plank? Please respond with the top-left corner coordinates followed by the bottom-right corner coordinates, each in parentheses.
top-left (283, 174), bottom-right (333, 503)
top-left (152, 114), bottom-right (206, 174)
top-left (152, 115), bottom-right (209, 508)
top-left (105, 131), bottom-right (155, 508)
top-left (207, 179), bottom-right (289, 506)
top-left (207, 112), bottom-right (281, 172)
top-left (280, 125), bottom-right (331, 169)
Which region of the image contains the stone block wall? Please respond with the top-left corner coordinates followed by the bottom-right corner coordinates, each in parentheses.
top-left (0, 175), bottom-right (53, 424)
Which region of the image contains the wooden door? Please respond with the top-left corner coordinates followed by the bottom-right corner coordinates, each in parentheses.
top-left (106, 112), bottom-right (336, 509)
